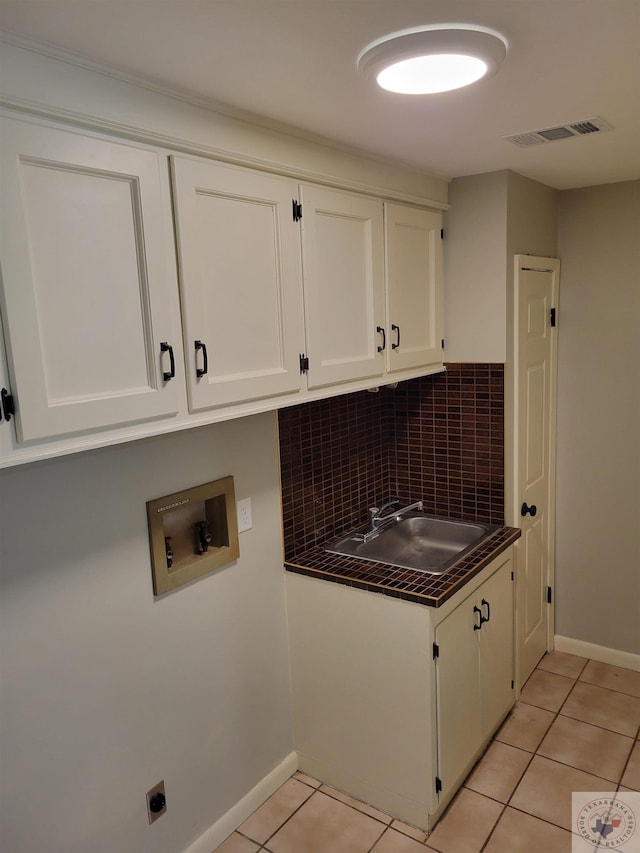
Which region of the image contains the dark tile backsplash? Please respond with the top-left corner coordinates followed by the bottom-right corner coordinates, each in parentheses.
top-left (278, 364), bottom-right (504, 561)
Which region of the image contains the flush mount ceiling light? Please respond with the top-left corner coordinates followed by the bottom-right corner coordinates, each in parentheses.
top-left (357, 24), bottom-right (508, 95)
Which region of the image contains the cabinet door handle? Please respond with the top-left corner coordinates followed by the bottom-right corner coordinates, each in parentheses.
top-left (1, 388), bottom-right (15, 422)
top-left (160, 342), bottom-right (175, 381)
top-left (195, 340), bottom-right (208, 378)
top-left (376, 326), bottom-right (386, 353)
top-left (521, 502), bottom-right (537, 517)
top-left (480, 598), bottom-right (491, 624)
top-left (391, 324), bottom-right (400, 349)
top-left (473, 605), bottom-right (483, 631)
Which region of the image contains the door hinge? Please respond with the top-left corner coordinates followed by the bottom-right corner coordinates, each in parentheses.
top-left (550, 307), bottom-right (557, 327)
top-left (1, 388), bottom-right (15, 422)
top-left (299, 354), bottom-right (309, 374)
top-left (432, 642), bottom-right (439, 659)
top-left (435, 776), bottom-right (442, 794)
top-left (546, 585), bottom-right (553, 604)
top-left (292, 200), bottom-right (303, 222)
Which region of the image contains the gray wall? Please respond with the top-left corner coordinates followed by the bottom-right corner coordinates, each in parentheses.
top-left (0, 414), bottom-right (294, 853)
top-left (555, 180), bottom-right (640, 654)
top-left (443, 170), bottom-right (558, 364)
top-left (443, 171), bottom-right (509, 362)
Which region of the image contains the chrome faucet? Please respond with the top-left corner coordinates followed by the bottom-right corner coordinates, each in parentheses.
top-left (368, 500), bottom-right (401, 529)
top-left (363, 499), bottom-right (424, 540)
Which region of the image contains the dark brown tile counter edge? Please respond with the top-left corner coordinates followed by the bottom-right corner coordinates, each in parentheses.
top-left (284, 526), bottom-right (521, 608)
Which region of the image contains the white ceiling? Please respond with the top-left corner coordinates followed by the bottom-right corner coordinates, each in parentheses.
top-left (1, 0), bottom-right (639, 190)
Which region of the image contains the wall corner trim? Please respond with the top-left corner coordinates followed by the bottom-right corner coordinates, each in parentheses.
top-left (554, 635), bottom-right (640, 673)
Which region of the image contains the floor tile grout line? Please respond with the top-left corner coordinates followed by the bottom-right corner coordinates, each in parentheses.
top-left (317, 783), bottom-right (394, 827)
top-left (371, 824), bottom-right (417, 851)
top-left (557, 708), bottom-right (640, 739)
top-left (617, 735), bottom-right (638, 789)
top-left (364, 820), bottom-right (394, 853)
top-left (506, 800), bottom-right (589, 838)
top-left (236, 783), bottom-right (318, 849)
top-left (477, 801), bottom-right (508, 852)
top-left (530, 749), bottom-right (629, 787)
top-left (467, 738), bottom-right (537, 807)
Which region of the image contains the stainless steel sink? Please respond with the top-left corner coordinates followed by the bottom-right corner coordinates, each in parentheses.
top-left (325, 511), bottom-right (499, 574)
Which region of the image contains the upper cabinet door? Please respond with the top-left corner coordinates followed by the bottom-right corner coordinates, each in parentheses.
top-left (385, 204), bottom-right (443, 373)
top-left (0, 118), bottom-right (184, 442)
top-left (300, 185), bottom-right (385, 389)
top-left (170, 156), bottom-right (305, 412)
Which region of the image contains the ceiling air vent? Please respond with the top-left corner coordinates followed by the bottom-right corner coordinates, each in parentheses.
top-left (505, 116), bottom-right (613, 147)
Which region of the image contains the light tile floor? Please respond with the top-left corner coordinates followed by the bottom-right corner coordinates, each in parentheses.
top-left (213, 653), bottom-right (640, 853)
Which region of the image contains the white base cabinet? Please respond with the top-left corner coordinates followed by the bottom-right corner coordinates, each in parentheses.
top-left (286, 549), bottom-right (514, 832)
top-left (435, 558), bottom-right (514, 801)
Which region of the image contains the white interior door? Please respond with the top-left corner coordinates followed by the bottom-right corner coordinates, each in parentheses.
top-left (514, 256), bottom-right (559, 685)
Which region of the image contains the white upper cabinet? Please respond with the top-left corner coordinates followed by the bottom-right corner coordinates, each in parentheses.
top-left (384, 203), bottom-right (444, 373)
top-left (299, 185), bottom-right (386, 389)
top-left (170, 156), bottom-right (305, 411)
top-left (0, 117), bottom-right (184, 442)
top-left (0, 111), bottom-right (446, 465)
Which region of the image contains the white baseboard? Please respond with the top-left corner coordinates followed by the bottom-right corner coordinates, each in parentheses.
top-left (554, 635), bottom-right (640, 672)
top-left (183, 751), bottom-right (298, 853)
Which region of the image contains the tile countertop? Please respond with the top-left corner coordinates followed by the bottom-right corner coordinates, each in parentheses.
top-left (284, 525), bottom-right (521, 608)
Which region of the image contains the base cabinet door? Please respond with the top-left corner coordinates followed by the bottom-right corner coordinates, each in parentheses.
top-left (0, 117), bottom-right (185, 442)
top-left (435, 555), bottom-right (514, 800)
top-left (171, 156), bottom-right (306, 411)
top-left (384, 203), bottom-right (444, 374)
top-left (435, 591), bottom-right (482, 801)
top-left (300, 185), bottom-right (386, 389)
top-left (478, 560), bottom-right (516, 739)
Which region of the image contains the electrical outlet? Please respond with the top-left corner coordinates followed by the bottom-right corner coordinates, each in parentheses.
top-left (146, 780), bottom-right (166, 824)
top-left (236, 498), bottom-right (252, 532)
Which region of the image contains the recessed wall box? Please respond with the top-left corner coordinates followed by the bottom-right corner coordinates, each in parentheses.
top-left (147, 476), bottom-right (239, 596)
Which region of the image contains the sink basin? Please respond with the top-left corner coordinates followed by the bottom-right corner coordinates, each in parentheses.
top-left (325, 512), bottom-right (500, 574)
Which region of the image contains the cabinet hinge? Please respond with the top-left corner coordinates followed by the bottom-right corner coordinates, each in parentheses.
top-left (546, 585), bottom-right (553, 604)
top-left (440, 228), bottom-right (445, 239)
top-left (435, 776), bottom-right (442, 794)
top-left (550, 307), bottom-right (557, 327)
top-left (441, 339), bottom-right (445, 350)
top-left (292, 200), bottom-right (303, 222)
top-left (432, 642), bottom-right (439, 659)
top-left (299, 354), bottom-right (310, 374)
top-left (511, 571), bottom-right (515, 581)
top-left (1, 388), bottom-right (15, 422)
top-left (511, 679), bottom-right (515, 689)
